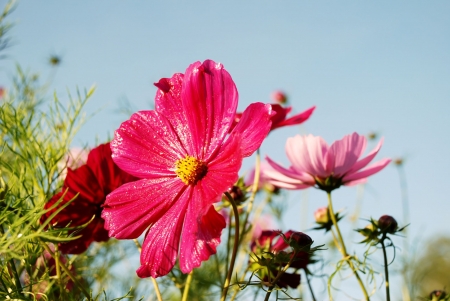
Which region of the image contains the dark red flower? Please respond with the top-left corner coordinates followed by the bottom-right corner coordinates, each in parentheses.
top-left (251, 230), bottom-right (312, 289)
top-left (41, 143), bottom-right (137, 254)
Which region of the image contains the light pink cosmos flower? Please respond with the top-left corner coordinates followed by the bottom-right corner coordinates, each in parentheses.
top-left (102, 60), bottom-right (273, 278)
top-left (264, 133), bottom-right (391, 192)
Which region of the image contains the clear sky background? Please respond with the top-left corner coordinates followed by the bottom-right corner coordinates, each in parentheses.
top-left (1, 1), bottom-right (449, 300)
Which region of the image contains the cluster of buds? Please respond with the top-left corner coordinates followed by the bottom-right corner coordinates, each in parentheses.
top-left (312, 207), bottom-right (344, 232)
top-left (249, 230), bottom-right (320, 289)
top-left (357, 215), bottom-right (406, 244)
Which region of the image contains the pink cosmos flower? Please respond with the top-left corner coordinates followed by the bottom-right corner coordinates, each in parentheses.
top-left (232, 104), bottom-right (315, 132)
top-left (265, 133), bottom-right (391, 192)
top-left (245, 162), bottom-right (280, 193)
top-left (102, 60), bottom-right (273, 278)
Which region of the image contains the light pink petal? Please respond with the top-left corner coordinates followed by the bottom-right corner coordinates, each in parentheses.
top-left (272, 106), bottom-right (316, 130)
top-left (344, 178), bottom-right (368, 186)
top-left (179, 203), bottom-right (226, 273)
top-left (286, 135), bottom-right (329, 178)
top-left (181, 60), bottom-right (238, 160)
top-left (111, 110), bottom-right (186, 178)
top-left (343, 158), bottom-right (391, 183)
top-left (136, 187), bottom-right (191, 278)
top-left (154, 74), bottom-right (194, 154)
top-left (268, 180), bottom-right (311, 190)
top-left (346, 138), bottom-right (384, 175)
top-left (266, 156), bottom-right (315, 184)
top-left (102, 177), bottom-right (185, 239)
top-left (329, 133), bottom-right (367, 177)
top-left (229, 103), bottom-right (273, 157)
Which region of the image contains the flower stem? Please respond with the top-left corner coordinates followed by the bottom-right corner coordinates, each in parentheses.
top-left (181, 270), bottom-right (193, 301)
top-left (221, 192), bottom-right (240, 301)
top-left (305, 270), bottom-right (317, 301)
top-left (326, 192), bottom-right (370, 301)
top-left (133, 239), bottom-right (163, 301)
top-left (41, 242), bottom-right (91, 300)
top-left (263, 251), bottom-right (297, 301)
top-left (380, 235), bottom-right (391, 301)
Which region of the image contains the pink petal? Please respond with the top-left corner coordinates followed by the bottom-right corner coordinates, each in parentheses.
top-left (181, 60), bottom-right (238, 160)
top-left (154, 74), bottom-right (195, 155)
top-left (229, 103), bottom-right (273, 157)
top-left (272, 106), bottom-right (316, 130)
top-left (136, 188), bottom-right (191, 278)
top-left (344, 178), bottom-right (368, 186)
top-left (102, 177), bottom-right (185, 239)
top-left (111, 110), bottom-right (185, 178)
top-left (329, 133), bottom-right (367, 177)
top-left (203, 133), bottom-right (243, 201)
top-left (179, 203), bottom-right (226, 273)
top-left (269, 104), bottom-right (291, 128)
top-left (286, 135), bottom-right (329, 178)
top-left (346, 138), bottom-right (384, 175)
top-left (343, 158), bottom-right (391, 183)
top-left (265, 156), bottom-right (315, 185)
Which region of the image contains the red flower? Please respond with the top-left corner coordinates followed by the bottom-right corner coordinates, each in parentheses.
top-left (251, 230), bottom-right (312, 289)
top-left (41, 143), bottom-right (136, 254)
top-left (232, 104), bottom-right (315, 133)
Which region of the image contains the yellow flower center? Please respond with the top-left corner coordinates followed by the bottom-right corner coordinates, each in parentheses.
top-left (175, 155), bottom-right (208, 185)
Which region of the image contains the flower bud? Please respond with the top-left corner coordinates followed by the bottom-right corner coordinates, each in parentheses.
top-left (429, 290), bottom-right (447, 300)
top-left (271, 90), bottom-right (288, 104)
top-left (378, 215), bottom-right (398, 234)
top-left (289, 231), bottom-right (313, 251)
top-left (314, 207), bottom-right (329, 224)
top-left (227, 185), bottom-right (245, 204)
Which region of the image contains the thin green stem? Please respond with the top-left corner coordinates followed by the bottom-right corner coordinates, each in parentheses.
top-left (54, 244), bottom-right (63, 297)
top-left (220, 192), bottom-right (240, 301)
top-left (263, 251), bottom-right (297, 301)
top-left (238, 149), bottom-right (260, 247)
top-left (327, 192), bottom-right (370, 301)
top-left (181, 271), bottom-right (193, 301)
top-left (380, 235), bottom-right (391, 301)
top-left (41, 242), bottom-right (91, 300)
top-left (0, 227), bottom-right (24, 298)
top-left (133, 239), bottom-right (163, 301)
top-left (305, 270), bottom-right (317, 301)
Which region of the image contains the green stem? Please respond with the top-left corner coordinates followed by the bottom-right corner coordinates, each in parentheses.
top-left (220, 192), bottom-right (240, 301)
top-left (0, 227), bottom-right (24, 298)
top-left (133, 239), bottom-right (162, 301)
top-left (327, 192), bottom-right (370, 301)
top-left (41, 242), bottom-right (91, 300)
top-left (238, 150), bottom-right (261, 247)
top-left (263, 251), bottom-right (297, 301)
top-left (181, 271), bottom-right (193, 301)
top-left (305, 270), bottom-right (317, 301)
top-left (380, 235), bottom-right (391, 301)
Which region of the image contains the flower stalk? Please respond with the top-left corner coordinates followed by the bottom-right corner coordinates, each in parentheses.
top-left (327, 192), bottom-right (370, 301)
top-left (221, 192), bottom-right (240, 301)
top-left (380, 233), bottom-right (391, 301)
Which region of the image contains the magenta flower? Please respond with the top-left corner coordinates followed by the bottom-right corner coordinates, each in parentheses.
top-left (232, 104), bottom-right (315, 133)
top-left (265, 133), bottom-right (391, 192)
top-left (102, 60), bottom-right (273, 278)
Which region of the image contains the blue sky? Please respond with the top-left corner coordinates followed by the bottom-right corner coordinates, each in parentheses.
top-left (1, 1), bottom-right (449, 299)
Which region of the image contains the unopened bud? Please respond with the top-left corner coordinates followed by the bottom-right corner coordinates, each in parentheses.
top-left (367, 132), bottom-right (377, 140)
top-left (271, 90), bottom-right (288, 104)
top-left (378, 215), bottom-right (398, 234)
top-left (314, 207), bottom-right (329, 224)
top-left (289, 232), bottom-right (313, 251)
top-left (228, 185), bottom-right (245, 204)
top-left (430, 290), bottom-right (447, 300)
top-left (393, 158), bottom-right (404, 166)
